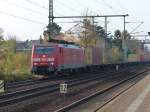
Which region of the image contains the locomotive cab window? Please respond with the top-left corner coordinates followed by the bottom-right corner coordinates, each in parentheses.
top-left (34, 46), bottom-right (54, 54)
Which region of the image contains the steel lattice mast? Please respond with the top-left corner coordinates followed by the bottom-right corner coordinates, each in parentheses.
top-left (49, 0), bottom-right (53, 41)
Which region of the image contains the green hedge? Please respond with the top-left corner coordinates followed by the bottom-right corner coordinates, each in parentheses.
top-left (0, 40), bottom-right (33, 82)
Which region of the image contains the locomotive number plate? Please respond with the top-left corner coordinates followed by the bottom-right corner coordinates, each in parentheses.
top-left (41, 58), bottom-right (46, 61)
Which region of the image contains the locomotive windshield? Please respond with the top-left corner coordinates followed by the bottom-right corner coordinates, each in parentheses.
top-left (35, 46), bottom-right (54, 54)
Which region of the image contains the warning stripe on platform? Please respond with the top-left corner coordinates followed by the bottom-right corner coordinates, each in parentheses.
top-left (0, 80), bottom-right (4, 93)
top-left (0, 83), bottom-right (4, 89)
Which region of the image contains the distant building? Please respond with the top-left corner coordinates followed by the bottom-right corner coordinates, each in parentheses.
top-left (16, 40), bottom-right (40, 52)
top-left (16, 41), bottom-right (28, 51)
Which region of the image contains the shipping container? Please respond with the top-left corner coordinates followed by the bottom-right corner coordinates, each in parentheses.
top-left (128, 54), bottom-right (140, 62)
top-left (92, 47), bottom-right (103, 65)
top-left (141, 51), bottom-right (150, 61)
top-left (84, 47), bottom-right (92, 65)
top-left (84, 47), bottom-right (103, 65)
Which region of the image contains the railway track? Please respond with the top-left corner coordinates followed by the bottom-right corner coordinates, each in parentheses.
top-left (5, 62), bottom-right (148, 91)
top-left (5, 62), bottom-right (139, 90)
top-left (5, 67), bottom-right (128, 93)
top-left (5, 76), bottom-right (62, 90)
top-left (54, 67), bottom-right (150, 112)
top-left (0, 66), bottom-right (139, 106)
top-left (0, 65), bottom-right (149, 112)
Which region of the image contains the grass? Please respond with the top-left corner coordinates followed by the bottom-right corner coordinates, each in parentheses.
top-left (0, 40), bottom-right (33, 82)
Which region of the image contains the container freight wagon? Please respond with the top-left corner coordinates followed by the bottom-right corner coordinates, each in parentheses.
top-left (140, 51), bottom-right (150, 61)
top-left (59, 44), bottom-right (84, 70)
top-left (92, 47), bottom-right (103, 65)
top-left (84, 47), bottom-right (103, 66)
top-left (31, 44), bottom-right (84, 74)
top-left (128, 54), bottom-right (140, 62)
top-left (128, 52), bottom-right (150, 62)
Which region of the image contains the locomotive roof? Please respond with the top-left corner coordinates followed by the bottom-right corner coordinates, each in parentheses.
top-left (58, 44), bottom-right (81, 49)
top-left (34, 43), bottom-right (81, 49)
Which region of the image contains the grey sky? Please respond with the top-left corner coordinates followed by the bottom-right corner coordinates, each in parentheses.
top-left (0, 0), bottom-right (149, 40)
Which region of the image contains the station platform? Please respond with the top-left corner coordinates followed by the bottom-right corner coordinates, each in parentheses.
top-left (98, 73), bottom-right (150, 112)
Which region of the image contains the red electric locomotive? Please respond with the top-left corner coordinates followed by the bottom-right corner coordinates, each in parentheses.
top-left (31, 43), bottom-right (84, 74)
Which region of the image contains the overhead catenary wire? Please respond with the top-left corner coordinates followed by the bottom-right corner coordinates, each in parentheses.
top-left (68, 0), bottom-right (111, 29)
top-left (55, 0), bottom-right (106, 31)
top-left (95, 0), bottom-right (140, 35)
top-left (54, 0), bottom-right (82, 25)
top-left (0, 0), bottom-right (64, 25)
top-left (55, 0), bottom-right (81, 22)
top-left (130, 22), bottom-right (144, 34)
top-left (112, 0), bottom-right (129, 14)
top-left (0, 0), bottom-right (48, 16)
top-left (24, 0), bottom-right (48, 10)
top-left (111, 0), bottom-right (145, 34)
top-left (0, 0), bottom-right (69, 25)
top-left (23, 0), bottom-right (63, 16)
top-left (0, 11), bottom-right (46, 25)
top-left (57, 0), bottom-right (102, 18)
top-left (96, 0), bottom-right (121, 14)
top-left (55, 0), bottom-right (81, 14)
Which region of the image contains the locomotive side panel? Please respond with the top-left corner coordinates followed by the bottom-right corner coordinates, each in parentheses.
top-left (31, 44), bottom-right (85, 74)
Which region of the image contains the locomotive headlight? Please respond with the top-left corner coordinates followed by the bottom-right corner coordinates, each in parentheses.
top-left (33, 62), bottom-right (38, 65)
top-left (33, 58), bottom-right (40, 62)
top-left (50, 62), bottom-right (54, 66)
